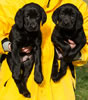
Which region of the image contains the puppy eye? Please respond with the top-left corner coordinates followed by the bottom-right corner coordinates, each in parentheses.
top-left (60, 14), bottom-right (64, 17)
top-left (26, 15), bottom-right (30, 17)
top-left (36, 15), bottom-right (40, 20)
top-left (37, 15), bottom-right (40, 17)
top-left (61, 13), bottom-right (64, 16)
top-left (26, 15), bottom-right (30, 19)
top-left (25, 15), bottom-right (28, 17)
top-left (26, 15), bottom-right (29, 17)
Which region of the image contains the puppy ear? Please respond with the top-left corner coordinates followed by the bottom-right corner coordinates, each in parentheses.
top-left (40, 8), bottom-right (47, 25)
top-left (76, 11), bottom-right (83, 30)
top-left (52, 8), bottom-right (60, 24)
top-left (15, 9), bottom-right (23, 29)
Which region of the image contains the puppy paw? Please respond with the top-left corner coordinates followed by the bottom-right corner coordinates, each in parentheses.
top-left (34, 72), bottom-right (43, 84)
top-left (23, 91), bottom-right (31, 98)
top-left (51, 71), bottom-right (64, 82)
top-left (19, 87), bottom-right (31, 98)
top-left (51, 73), bottom-right (60, 82)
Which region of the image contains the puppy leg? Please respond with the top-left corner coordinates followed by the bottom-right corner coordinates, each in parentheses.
top-left (51, 48), bottom-right (59, 81)
top-left (7, 52), bottom-right (14, 71)
top-left (57, 60), bottom-right (68, 81)
top-left (34, 46), bottom-right (43, 84)
top-left (52, 58), bottom-right (68, 82)
top-left (11, 43), bottom-right (21, 80)
top-left (21, 59), bottom-right (34, 97)
top-left (7, 53), bottom-right (30, 97)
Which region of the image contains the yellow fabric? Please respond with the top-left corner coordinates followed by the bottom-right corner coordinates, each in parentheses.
top-left (0, 0), bottom-right (88, 100)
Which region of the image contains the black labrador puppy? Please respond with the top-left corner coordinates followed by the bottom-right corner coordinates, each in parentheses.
top-left (3, 3), bottom-right (47, 97)
top-left (51, 3), bottom-right (86, 82)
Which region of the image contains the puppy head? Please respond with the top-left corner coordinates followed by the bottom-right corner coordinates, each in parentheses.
top-left (15, 3), bottom-right (47, 31)
top-left (52, 3), bottom-right (83, 30)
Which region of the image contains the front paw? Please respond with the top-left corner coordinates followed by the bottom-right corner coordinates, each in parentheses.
top-left (19, 87), bottom-right (31, 98)
top-left (17, 82), bottom-right (31, 98)
top-left (22, 90), bottom-right (31, 98)
top-left (34, 72), bottom-right (43, 84)
top-left (51, 72), bottom-right (59, 82)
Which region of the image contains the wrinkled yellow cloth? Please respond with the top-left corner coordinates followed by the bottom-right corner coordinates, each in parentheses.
top-left (0, 0), bottom-right (88, 100)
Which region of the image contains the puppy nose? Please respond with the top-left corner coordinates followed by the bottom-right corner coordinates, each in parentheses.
top-left (31, 23), bottom-right (36, 29)
top-left (64, 18), bottom-right (69, 25)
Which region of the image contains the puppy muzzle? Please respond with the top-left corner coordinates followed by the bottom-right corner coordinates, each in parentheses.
top-left (24, 23), bottom-right (39, 32)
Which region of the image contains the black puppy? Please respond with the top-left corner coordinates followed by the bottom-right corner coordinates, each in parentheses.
top-left (51, 4), bottom-right (86, 82)
top-left (3, 3), bottom-right (46, 97)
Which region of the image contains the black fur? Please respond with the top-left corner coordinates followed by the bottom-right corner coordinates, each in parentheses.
top-left (2, 3), bottom-right (47, 97)
top-left (51, 4), bottom-right (86, 82)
